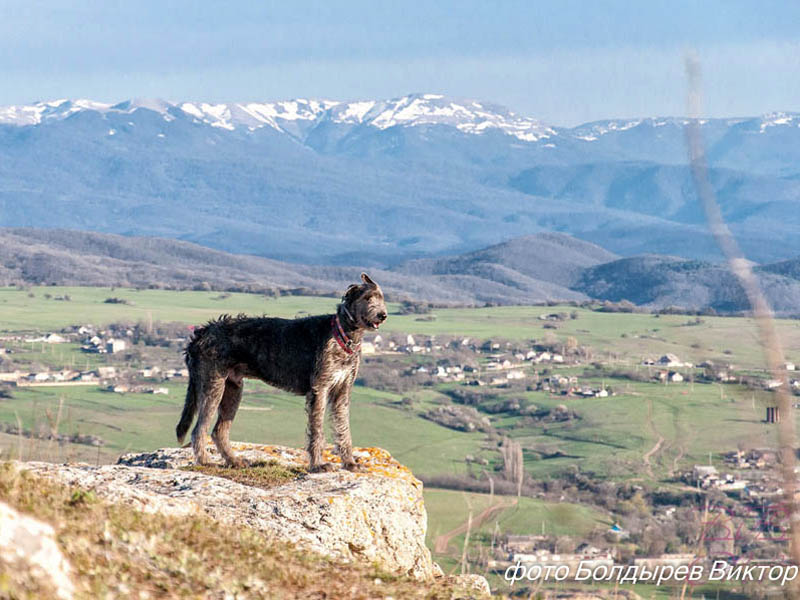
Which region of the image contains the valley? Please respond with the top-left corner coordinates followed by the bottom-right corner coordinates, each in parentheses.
top-left (0, 285), bottom-right (797, 597)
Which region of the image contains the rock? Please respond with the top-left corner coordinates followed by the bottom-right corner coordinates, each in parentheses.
top-left (22, 443), bottom-right (436, 581)
top-left (0, 500), bottom-right (75, 599)
top-left (446, 573), bottom-right (492, 596)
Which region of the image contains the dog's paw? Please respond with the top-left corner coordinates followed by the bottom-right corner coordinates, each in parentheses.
top-left (309, 462), bottom-right (337, 473)
top-left (193, 452), bottom-right (212, 466)
top-left (225, 457), bottom-right (247, 469)
top-left (343, 461), bottom-right (367, 473)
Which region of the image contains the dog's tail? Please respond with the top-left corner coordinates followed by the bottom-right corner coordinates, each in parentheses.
top-left (176, 354), bottom-right (198, 444)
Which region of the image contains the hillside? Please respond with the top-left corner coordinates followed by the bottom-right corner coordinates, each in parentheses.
top-left (0, 228), bottom-right (591, 305)
top-left (4, 227), bottom-right (800, 313)
top-left (574, 255), bottom-right (800, 314)
top-left (398, 233), bottom-right (618, 288)
top-left (2, 96), bottom-right (800, 263)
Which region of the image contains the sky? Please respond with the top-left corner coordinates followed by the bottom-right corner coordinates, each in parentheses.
top-left (1, 0), bottom-right (799, 126)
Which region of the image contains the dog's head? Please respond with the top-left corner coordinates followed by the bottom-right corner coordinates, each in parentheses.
top-left (341, 273), bottom-right (387, 330)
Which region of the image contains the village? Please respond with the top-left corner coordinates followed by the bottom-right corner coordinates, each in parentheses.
top-left (2, 311), bottom-right (799, 411)
top-left (0, 322), bottom-right (188, 393)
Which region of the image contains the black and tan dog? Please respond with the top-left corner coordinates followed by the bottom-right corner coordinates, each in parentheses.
top-left (176, 273), bottom-right (387, 472)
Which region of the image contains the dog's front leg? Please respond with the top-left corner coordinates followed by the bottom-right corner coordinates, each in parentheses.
top-left (331, 385), bottom-right (366, 473)
top-left (306, 389), bottom-right (335, 472)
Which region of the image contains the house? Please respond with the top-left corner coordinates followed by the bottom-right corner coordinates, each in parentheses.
top-left (669, 371), bottom-right (684, 383)
top-left (106, 339), bottom-right (126, 354)
top-left (505, 535), bottom-right (549, 553)
top-left (139, 366), bottom-right (161, 378)
top-left (786, 362), bottom-right (796, 371)
top-left (658, 353), bottom-right (683, 367)
top-left (506, 370), bottom-right (525, 380)
top-left (607, 523), bottom-right (630, 540)
top-left (97, 366), bottom-right (117, 378)
top-left (692, 465), bottom-right (719, 487)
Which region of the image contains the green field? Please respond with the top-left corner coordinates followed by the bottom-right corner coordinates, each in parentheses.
top-left (424, 488), bottom-right (609, 545)
top-left (2, 286), bottom-right (799, 371)
top-left (0, 381), bottom-right (487, 478)
top-left (493, 380), bottom-right (780, 480)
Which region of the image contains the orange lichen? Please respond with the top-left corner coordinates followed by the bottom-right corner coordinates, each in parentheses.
top-left (208, 443), bottom-right (422, 488)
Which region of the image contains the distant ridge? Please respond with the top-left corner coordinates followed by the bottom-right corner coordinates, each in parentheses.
top-left (2, 228), bottom-right (800, 314)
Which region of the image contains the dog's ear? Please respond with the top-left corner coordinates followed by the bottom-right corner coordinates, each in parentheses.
top-left (343, 284), bottom-right (360, 303)
top-left (361, 272), bottom-right (377, 287)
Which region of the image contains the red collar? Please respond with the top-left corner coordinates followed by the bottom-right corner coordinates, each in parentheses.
top-left (331, 315), bottom-right (360, 355)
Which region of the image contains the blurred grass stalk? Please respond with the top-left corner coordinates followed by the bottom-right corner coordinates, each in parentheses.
top-left (685, 54), bottom-right (800, 589)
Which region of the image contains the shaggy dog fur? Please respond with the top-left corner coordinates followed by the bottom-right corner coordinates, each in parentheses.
top-left (176, 273), bottom-right (387, 472)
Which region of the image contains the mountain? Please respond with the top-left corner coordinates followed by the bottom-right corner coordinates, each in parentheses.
top-left (396, 233), bottom-right (617, 299)
top-left (0, 228), bottom-right (596, 305)
top-left (1, 95), bottom-right (800, 264)
top-left (4, 227), bottom-right (800, 315)
top-left (575, 255), bottom-right (800, 314)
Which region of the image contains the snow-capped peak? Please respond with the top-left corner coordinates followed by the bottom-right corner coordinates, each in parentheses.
top-left (324, 93), bottom-right (554, 141)
top-left (0, 94), bottom-right (555, 143)
top-left (758, 111), bottom-right (800, 133)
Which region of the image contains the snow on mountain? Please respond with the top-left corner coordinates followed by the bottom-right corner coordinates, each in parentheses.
top-left (0, 94), bottom-right (554, 142)
top-left (2, 95), bottom-right (798, 146)
top-left (758, 112), bottom-right (800, 133)
top-left (327, 94), bottom-right (555, 141)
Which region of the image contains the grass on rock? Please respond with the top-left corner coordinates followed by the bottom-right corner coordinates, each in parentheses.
top-left (181, 460), bottom-right (306, 490)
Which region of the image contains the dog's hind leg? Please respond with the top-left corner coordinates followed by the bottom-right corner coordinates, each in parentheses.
top-left (212, 377), bottom-right (244, 468)
top-left (190, 371), bottom-right (226, 465)
top-left (306, 388), bottom-right (334, 472)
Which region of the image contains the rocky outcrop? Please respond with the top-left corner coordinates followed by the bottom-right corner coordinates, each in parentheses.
top-left (20, 443), bottom-right (489, 595)
top-left (0, 500), bottom-right (75, 599)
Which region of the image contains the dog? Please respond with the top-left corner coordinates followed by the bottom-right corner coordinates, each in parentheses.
top-left (176, 273), bottom-right (387, 472)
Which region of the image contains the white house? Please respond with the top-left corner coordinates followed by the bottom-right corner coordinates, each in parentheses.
top-left (106, 339), bottom-right (126, 354)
